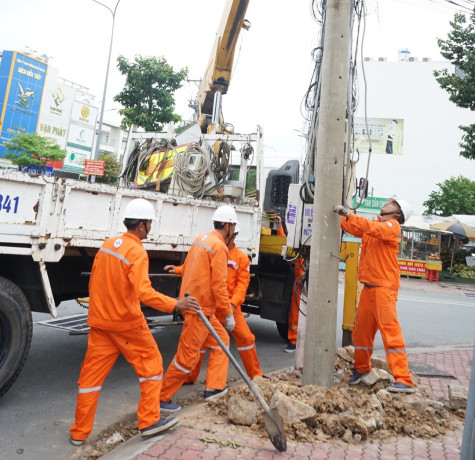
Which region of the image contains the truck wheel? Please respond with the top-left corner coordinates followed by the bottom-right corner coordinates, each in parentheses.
top-left (0, 277), bottom-right (33, 399)
top-left (276, 321), bottom-right (289, 342)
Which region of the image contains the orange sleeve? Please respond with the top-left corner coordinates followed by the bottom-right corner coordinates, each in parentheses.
top-left (277, 227), bottom-right (286, 237)
top-left (174, 263), bottom-right (184, 276)
top-left (128, 249), bottom-right (177, 313)
top-left (230, 250), bottom-right (250, 308)
top-left (211, 246), bottom-right (233, 317)
top-left (342, 213), bottom-right (400, 243)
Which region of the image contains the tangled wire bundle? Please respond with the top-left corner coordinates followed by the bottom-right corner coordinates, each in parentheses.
top-left (173, 143), bottom-right (210, 197)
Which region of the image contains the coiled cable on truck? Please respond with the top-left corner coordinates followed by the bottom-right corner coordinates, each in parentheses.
top-left (211, 141), bottom-right (230, 184)
top-left (173, 143), bottom-right (209, 198)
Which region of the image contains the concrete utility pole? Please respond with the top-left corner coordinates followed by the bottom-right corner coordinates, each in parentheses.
top-left (302, 0), bottom-right (353, 387)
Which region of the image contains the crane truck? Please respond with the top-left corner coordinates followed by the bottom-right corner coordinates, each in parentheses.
top-left (0, 0), bottom-right (300, 399)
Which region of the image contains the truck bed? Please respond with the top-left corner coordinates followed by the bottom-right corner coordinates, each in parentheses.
top-left (0, 168), bottom-right (261, 263)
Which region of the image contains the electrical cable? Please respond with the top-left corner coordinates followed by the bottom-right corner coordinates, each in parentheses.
top-left (211, 141), bottom-right (230, 184)
top-left (173, 142), bottom-right (209, 198)
top-left (349, 1), bottom-right (373, 212)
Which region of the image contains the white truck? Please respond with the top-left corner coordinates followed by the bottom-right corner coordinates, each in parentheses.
top-left (0, 126), bottom-right (301, 398)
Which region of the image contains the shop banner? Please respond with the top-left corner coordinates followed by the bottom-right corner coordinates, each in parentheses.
top-left (0, 51), bottom-right (48, 157)
top-left (354, 117), bottom-right (404, 155)
top-left (398, 259), bottom-right (427, 277)
top-left (352, 196), bottom-right (388, 214)
top-left (63, 96), bottom-right (98, 173)
top-left (83, 159), bottom-right (105, 176)
top-left (37, 79), bottom-right (75, 149)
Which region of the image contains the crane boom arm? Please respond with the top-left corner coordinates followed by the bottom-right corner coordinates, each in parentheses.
top-left (198, 0), bottom-right (250, 133)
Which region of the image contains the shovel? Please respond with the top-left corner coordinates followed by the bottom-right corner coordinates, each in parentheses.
top-left (196, 309), bottom-right (287, 452)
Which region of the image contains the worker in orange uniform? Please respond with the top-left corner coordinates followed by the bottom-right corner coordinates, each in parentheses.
top-left (160, 205), bottom-right (238, 405)
top-left (166, 224), bottom-right (265, 382)
top-left (70, 199), bottom-right (201, 446)
top-left (334, 197), bottom-right (415, 394)
top-left (274, 215), bottom-right (304, 353)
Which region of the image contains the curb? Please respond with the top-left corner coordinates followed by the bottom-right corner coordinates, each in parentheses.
top-left (101, 402), bottom-right (206, 460)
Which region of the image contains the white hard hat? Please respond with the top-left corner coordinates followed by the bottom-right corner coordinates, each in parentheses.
top-left (123, 198), bottom-right (157, 220)
top-left (234, 223), bottom-right (240, 234)
top-left (389, 198), bottom-right (412, 224)
top-left (211, 205), bottom-right (239, 224)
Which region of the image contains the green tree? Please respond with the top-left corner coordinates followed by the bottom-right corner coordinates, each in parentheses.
top-left (423, 175), bottom-right (475, 216)
top-left (95, 153), bottom-right (121, 185)
top-left (4, 132), bottom-right (66, 172)
top-left (114, 55), bottom-right (188, 132)
top-left (434, 8), bottom-right (475, 160)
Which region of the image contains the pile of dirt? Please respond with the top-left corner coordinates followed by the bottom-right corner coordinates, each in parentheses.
top-left (76, 347), bottom-right (464, 458)
top-left (202, 346), bottom-right (465, 445)
top-left (205, 369), bottom-right (463, 444)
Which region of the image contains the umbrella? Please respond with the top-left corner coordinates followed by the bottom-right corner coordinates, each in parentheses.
top-left (430, 220), bottom-right (475, 277)
top-left (430, 221), bottom-right (475, 242)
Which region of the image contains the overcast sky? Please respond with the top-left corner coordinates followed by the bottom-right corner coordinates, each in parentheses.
top-left (0, 0), bottom-right (466, 169)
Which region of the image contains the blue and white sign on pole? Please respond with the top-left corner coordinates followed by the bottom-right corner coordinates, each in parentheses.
top-left (0, 51), bottom-right (48, 158)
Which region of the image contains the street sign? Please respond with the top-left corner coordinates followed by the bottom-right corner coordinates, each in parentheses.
top-left (83, 159), bottom-right (105, 176)
top-left (352, 196), bottom-right (387, 214)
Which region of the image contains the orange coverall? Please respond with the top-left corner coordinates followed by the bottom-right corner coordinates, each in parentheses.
top-left (277, 227), bottom-right (302, 346)
top-left (70, 233), bottom-right (178, 441)
top-left (185, 245), bottom-right (263, 382)
top-left (341, 213), bottom-right (413, 387)
top-left (160, 230), bottom-right (231, 400)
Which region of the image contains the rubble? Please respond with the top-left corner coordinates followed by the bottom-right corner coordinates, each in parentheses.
top-left (269, 389), bottom-right (317, 423)
top-left (77, 346), bottom-right (465, 457)
top-left (206, 346), bottom-right (464, 444)
top-left (448, 384), bottom-right (468, 410)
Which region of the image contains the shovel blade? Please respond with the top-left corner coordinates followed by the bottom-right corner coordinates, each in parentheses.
top-left (262, 407), bottom-right (287, 452)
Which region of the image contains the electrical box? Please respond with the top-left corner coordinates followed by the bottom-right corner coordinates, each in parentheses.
top-left (263, 160), bottom-right (299, 219)
top-left (285, 183), bottom-right (313, 248)
top-left (285, 184), bottom-right (303, 249)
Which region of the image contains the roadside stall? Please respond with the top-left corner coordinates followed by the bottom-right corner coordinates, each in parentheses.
top-left (398, 218), bottom-right (445, 281)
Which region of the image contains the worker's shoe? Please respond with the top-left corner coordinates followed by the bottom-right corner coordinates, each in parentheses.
top-left (387, 382), bottom-right (415, 394)
top-left (284, 343), bottom-right (296, 353)
top-left (70, 438), bottom-right (85, 447)
top-left (140, 417), bottom-right (179, 438)
top-left (204, 387), bottom-right (228, 401)
top-left (160, 400), bottom-right (181, 412)
top-left (347, 371), bottom-right (368, 385)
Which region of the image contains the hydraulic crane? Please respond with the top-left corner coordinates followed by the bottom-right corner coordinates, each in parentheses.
top-left (197, 0), bottom-right (251, 134)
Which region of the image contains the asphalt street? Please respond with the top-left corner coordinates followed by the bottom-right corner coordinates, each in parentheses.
top-left (0, 282), bottom-right (474, 459)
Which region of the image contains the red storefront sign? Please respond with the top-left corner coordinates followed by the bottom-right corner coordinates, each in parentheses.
top-left (83, 159), bottom-right (105, 176)
top-left (398, 259), bottom-right (427, 277)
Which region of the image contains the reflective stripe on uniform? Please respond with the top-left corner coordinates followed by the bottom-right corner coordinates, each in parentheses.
top-left (289, 325), bottom-right (298, 331)
top-left (100, 247), bottom-right (130, 266)
top-left (172, 358), bottom-right (191, 374)
top-left (354, 346), bottom-right (373, 351)
top-left (237, 344), bottom-right (255, 352)
top-left (78, 385), bottom-right (102, 394)
top-left (386, 348), bottom-right (406, 354)
top-left (139, 375), bottom-right (162, 383)
top-left (193, 241), bottom-right (214, 254)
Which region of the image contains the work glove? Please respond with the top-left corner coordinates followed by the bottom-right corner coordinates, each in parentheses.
top-left (333, 205), bottom-right (350, 217)
top-left (224, 314), bottom-right (235, 332)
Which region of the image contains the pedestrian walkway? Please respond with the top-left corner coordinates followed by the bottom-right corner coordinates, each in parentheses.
top-left (104, 346), bottom-right (472, 460)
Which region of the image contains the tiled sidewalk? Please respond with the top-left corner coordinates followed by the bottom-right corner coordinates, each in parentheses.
top-left (409, 348), bottom-right (473, 399)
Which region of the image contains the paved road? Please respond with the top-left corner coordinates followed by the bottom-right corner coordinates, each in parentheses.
top-left (0, 282), bottom-right (474, 459)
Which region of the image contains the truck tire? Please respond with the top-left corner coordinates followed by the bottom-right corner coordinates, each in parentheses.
top-left (276, 321), bottom-right (289, 342)
top-left (0, 277), bottom-right (33, 399)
